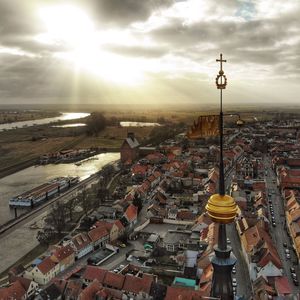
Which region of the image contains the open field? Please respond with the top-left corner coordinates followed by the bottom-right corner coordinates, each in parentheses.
top-left (1, 107), bottom-right (300, 178)
top-left (0, 110), bottom-right (59, 124)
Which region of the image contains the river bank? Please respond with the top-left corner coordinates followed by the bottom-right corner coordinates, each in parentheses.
top-left (0, 152), bottom-right (120, 225)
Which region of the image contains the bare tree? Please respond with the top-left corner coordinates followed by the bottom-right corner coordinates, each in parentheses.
top-left (78, 188), bottom-right (93, 215)
top-left (48, 200), bottom-right (67, 234)
top-left (65, 197), bottom-right (78, 221)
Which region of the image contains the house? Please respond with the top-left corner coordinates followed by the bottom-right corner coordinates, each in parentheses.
top-left (35, 283), bottom-right (62, 300)
top-left (103, 272), bottom-right (125, 290)
top-left (120, 132), bottom-right (139, 164)
top-left (0, 280), bottom-right (27, 300)
top-left (122, 273), bottom-right (155, 297)
top-left (71, 233), bottom-right (93, 259)
top-left (124, 204), bottom-right (138, 228)
top-left (50, 245), bottom-right (75, 272)
top-left (14, 277), bottom-right (39, 299)
top-left (82, 266), bottom-right (107, 284)
top-left (164, 286), bottom-right (204, 300)
top-left (168, 208), bottom-right (178, 220)
top-left (110, 220), bottom-right (125, 241)
top-left (163, 232), bottom-right (190, 252)
top-left (25, 256), bottom-right (60, 285)
top-left (88, 226), bottom-right (109, 250)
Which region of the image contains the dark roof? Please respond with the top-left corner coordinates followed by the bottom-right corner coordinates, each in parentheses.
top-left (39, 283), bottom-right (62, 300)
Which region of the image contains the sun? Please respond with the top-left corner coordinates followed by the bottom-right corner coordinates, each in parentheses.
top-left (36, 4), bottom-right (144, 85)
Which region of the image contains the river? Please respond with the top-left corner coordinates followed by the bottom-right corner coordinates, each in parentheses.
top-left (0, 152), bottom-right (120, 225)
top-left (0, 112), bottom-right (90, 132)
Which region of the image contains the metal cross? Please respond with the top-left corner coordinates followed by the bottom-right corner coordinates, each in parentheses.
top-left (216, 53), bottom-right (226, 71)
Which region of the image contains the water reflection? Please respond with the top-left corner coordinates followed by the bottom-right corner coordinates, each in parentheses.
top-left (120, 121), bottom-right (160, 127)
top-left (52, 123), bottom-right (86, 128)
top-left (0, 152), bottom-right (119, 225)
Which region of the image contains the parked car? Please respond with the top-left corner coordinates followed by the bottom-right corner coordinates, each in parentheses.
top-left (232, 278), bottom-right (237, 287)
top-left (283, 242), bottom-right (288, 248)
top-left (291, 273), bottom-right (297, 280)
top-left (272, 222), bottom-right (276, 227)
top-left (293, 279), bottom-right (299, 286)
top-left (286, 253), bottom-right (291, 259)
top-left (285, 249), bottom-right (290, 254)
top-left (227, 238), bottom-right (231, 244)
top-left (127, 254), bottom-right (133, 262)
top-left (290, 267), bottom-right (296, 273)
top-left (232, 266), bottom-right (236, 274)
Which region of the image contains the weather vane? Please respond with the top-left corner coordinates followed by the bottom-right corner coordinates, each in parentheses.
top-left (215, 53), bottom-right (227, 90)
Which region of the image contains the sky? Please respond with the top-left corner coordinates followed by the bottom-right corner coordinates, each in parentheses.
top-left (0, 0), bottom-right (299, 108)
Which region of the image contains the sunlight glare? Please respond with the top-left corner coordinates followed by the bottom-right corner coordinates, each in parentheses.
top-left (38, 5), bottom-right (95, 47)
top-left (37, 4), bottom-right (144, 85)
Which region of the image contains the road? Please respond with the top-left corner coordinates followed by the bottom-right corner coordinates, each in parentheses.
top-left (264, 157), bottom-right (300, 294)
top-left (225, 164), bottom-right (253, 299)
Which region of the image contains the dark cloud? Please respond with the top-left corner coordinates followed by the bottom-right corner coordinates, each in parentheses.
top-left (81, 0), bottom-right (173, 27)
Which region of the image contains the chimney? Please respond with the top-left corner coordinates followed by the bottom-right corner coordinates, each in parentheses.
top-left (127, 132), bottom-right (135, 141)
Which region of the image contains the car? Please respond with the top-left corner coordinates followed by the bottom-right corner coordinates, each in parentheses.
top-left (283, 242), bottom-right (288, 248)
top-left (272, 222), bottom-right (276, 227)
top-left (293, 279), bottom-right (299, 286)
top-left (290, 267), bottom-right (296, 273)
top-left (119, 264), bottom-right (125, 269)
top-left (232, 266), bottom-right (236, 274)
top-left (232, 278), bottom-right (237, 287)
top-left (286, 253), bottom-right (291, 259)
top-left (292, 273), bottom-right (297, 280)
top-left (119, 243), bottom-right (126, 248)
top-left (227, 238), bottom-right (231, 244)
top-left (268, 200), bottom-right (272, 204)
top-left (127, 255), bottom-right (133, 262)
top-left (113, 268), bottom-right (119, 273)
top-left (285, 249), bottom-right (290, 254)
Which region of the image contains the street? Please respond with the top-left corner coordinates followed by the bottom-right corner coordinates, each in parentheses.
top-left (265, 157), bottom-right (300, 294)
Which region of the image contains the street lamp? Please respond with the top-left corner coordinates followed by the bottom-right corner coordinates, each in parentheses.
top-left (205, 54), bottom-right (238, 299)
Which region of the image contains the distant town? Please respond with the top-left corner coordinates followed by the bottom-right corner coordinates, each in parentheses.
top-left (0, 111), bottom-right (300, 299)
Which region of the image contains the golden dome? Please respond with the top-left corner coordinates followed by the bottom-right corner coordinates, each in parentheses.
top-left (205, 194), bottom-right (238, 224)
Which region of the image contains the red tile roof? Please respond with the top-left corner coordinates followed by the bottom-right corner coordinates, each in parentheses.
top-left (94, 220), bottom-right (114, 232)
top-left (72, 233), bottom-right (92, 251)
top-left (122, 274), bottom-right (154, 295)
top-left (131, 164), bottom-right (148, 175)
top-left (37, 256), bottom-right (57, 274)
top-left (82, 266), bottom-right (107, 283)
top-left (125, 204), bottom-right (138, 222)
top-left (165, 286), bottom-right (203, 300)
top-left (274, 276), bottom-right (292, 295)
top-left (114, 220), bottom-right (124, 231)
top-left (79, 279), bottom-right (102, 300)
top-left (103, 272), bottom-right (125, 289)
top-left (88, 226), bottom-right (109, 243)
top-left (51, 245), bottom-right (74, 262)
top-left (0, 280), bottom-right (26, 300)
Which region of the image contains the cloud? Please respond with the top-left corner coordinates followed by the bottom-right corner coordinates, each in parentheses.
top-left (0, 0), bottom-right (299, 105)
